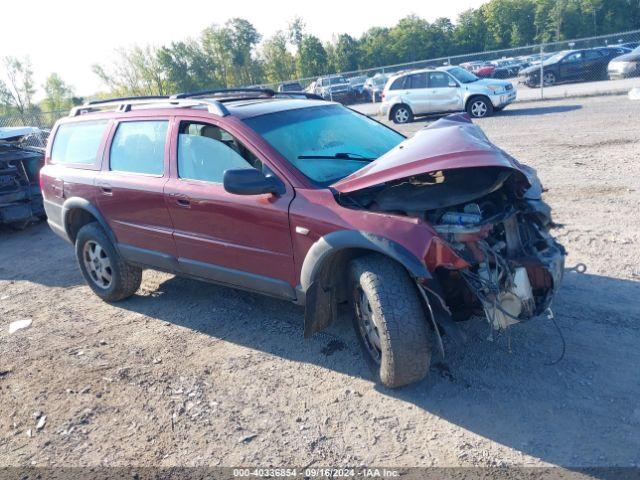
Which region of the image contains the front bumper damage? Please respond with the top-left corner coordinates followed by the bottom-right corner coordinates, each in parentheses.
top-left (334, 114), bottom-right (566, 336)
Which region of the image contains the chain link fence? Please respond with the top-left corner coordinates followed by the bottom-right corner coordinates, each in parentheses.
top-left (0, 110), bottom-right (68, 147)
top-left (256, 28), bottom-right (640, 107)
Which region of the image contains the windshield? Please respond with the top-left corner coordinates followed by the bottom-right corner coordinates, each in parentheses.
top-left (447, 67), bottom-right (479, 83)
top-left (329, 77), bottom-right (347, 85)
top-left (243, 105), bottom-right (404, 186)
top-left (545, 51), bottom-right (572, 63)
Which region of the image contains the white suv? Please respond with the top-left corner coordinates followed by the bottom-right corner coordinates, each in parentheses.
top-left (380, 66), bottom-right (517, 123)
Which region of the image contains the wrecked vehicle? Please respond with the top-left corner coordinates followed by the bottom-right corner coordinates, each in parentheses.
top-left (0, 127), bottom-right (47, 229)
top-left (40, 90), bottom-right (565, 388)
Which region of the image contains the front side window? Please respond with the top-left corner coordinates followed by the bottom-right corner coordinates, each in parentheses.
top-left (51, 120), bottom-right (108, 165)
top-left (563, 52), bottom-right (582, 63)
top-left (243, 105), bottom-right (404, 186)
top-left (110, 121), bottom-right (168, 175)
top-left (178, 122), bottom-right (261, 183)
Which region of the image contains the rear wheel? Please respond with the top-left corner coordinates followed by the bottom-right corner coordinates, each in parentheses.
top-left (466, 96), bottom-right (493, 118)
top-left (348, 254), bottom-right (431, 388)
top-left (390, 104), bottom-right (413, 124)
top-left (75, 222), bottom-right (142, 302)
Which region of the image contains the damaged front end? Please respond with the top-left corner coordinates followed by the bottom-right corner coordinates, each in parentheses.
top-left (0, 127), bottom-right (47, 228)
top-left (334, 114), bottom-right (565, 331)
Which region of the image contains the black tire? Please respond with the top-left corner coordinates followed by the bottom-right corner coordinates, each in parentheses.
top-left (466, 96), bottom-right (494, 118)
top-left (542, 71), bottom-right (556, 86)
top-left (390, 104), bottom-right (414, 124)
top-left (75, 222), bottom-right (142, 302)
top-left (348, 254), bottom-right (431, 388)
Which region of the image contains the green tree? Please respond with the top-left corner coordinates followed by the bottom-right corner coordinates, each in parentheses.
top-left (359, 27), bottom-right (394, 68)
top-left (1, 56), bottom-right (35, 114)
top-left (261, 31), bottom-right (296, 83)
top-left (41, 73), bottom-right (74, 112)
top-left (288, 16), bottom-right (306, 51)
top-left (157, 40), bottom-right (221, 93)
top-left (297, 35), bottom-right (328, 78)
top-left (331, 34), bottom-right (360, 72)
top-left (92, 46), bottom-right (169, 96)
top-left (202, 18), bottom-right (262, 87)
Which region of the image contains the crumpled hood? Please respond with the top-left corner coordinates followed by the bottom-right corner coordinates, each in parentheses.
top-left (332, 113), bottom-right (533, 193)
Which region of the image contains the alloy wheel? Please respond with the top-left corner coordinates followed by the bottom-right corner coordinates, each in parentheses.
top-left (394, 107), bottom-right (410, 123)
top-left (83, 240), bottom-right (113, 290)
top-left (543, 72), bottom-right (556, 86)
top-left (354, 287), bottom-right (382, 364)
top-left (471, 100), bottom-right (488, 118)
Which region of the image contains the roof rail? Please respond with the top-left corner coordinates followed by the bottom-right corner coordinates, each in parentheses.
top-left (172, 88), bottom-right (276, 99)
top-left (69, 96), bottom-right (230, 117)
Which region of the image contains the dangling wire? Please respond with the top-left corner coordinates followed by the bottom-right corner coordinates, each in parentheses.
top-left (543, 307), bottom-right (565, 365)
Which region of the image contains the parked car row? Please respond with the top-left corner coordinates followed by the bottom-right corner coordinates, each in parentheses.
top-left (517, 46), bottom-right (636, 87)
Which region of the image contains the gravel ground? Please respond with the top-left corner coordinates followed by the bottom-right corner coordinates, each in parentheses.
top-left (1, 95), bottom-right (639, 469)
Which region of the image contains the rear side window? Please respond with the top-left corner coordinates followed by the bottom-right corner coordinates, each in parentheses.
top-left (110, 121), bottom-right (168, 175)
top-left (389, 76), bottom-right (406, 90)
top-left (50, 120), bottom-right (108, 165)
top-left (406, 73), bottom-right (427, 89)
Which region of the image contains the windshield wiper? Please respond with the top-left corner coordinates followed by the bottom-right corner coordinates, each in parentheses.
top-left (297, 152), bottom-right (375, 161)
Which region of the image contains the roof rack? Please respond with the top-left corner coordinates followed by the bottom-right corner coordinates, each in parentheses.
top-left (69, 89), bottom-right (324, 117)
top-left (69, 96), bottom-right (230, 117)
top-left (171, 88), bottom-right (276, 99)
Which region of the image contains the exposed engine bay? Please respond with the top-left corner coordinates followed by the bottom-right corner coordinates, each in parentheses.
top-left (339, 165), bottom-right (565, 331)
top-left (0, 127), bottom-right (47, 228)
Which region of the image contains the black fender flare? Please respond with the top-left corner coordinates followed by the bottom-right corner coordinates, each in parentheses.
top-left (300, 230), bottom-right (431, 292)
top-left (299, 230), bottom-right (432, 337)
top-left (61, 197), bottom-right (117, 246)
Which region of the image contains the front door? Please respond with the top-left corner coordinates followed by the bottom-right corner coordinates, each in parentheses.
top-left (427, 71), bottom-right (462, 113)
top-left (164, 118), bottom-right (296, 298)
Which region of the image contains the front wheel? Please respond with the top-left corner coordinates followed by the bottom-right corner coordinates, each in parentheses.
top-left (390, 104), bottom-right (414, 124)
top-left (348, 254), bottom-right (431, 388)
top-left (75, 222), bottom-right (142, 302)
top-left (542, 71), bottom-right (556, 86)
top-left (466, 97), bottom-right (494, 118)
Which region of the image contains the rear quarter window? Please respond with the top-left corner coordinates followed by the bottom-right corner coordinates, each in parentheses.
top-left (389, 76), bottom-right (406, 90)
top-left (50, 120), bottom-right (108, 165)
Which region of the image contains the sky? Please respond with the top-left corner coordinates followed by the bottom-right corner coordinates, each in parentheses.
top-left (0, 0), bottom-right (487, 98)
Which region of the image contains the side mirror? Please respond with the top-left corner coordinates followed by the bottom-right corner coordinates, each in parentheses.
top-left (223, 168), bottom-right (285, 196)
top-left (448, 80), bottom-right (458, 88)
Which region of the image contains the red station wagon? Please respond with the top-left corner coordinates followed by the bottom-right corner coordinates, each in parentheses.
top-left (41, 89), bottom-right (565, 388)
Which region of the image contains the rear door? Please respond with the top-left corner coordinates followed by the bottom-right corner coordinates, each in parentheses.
top-left (163, 117), bottom-right (296, 297)
top-left (96, 117), bottom-right (177, 259)
top-left (401, 72), bottom-right (428, 114)
top-left (426, 71), bottom-right (462, 113)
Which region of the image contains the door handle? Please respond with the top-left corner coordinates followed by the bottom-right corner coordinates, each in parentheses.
top-left (174, 194), bottom-right (191, 208)
top-left (97, 183), bottom-right (113, 195)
